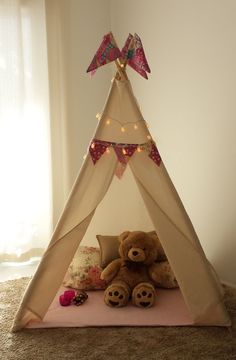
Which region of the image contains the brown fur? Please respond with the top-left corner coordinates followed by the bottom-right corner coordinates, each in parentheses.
top-left (101, 231), bottom-right (178, 308)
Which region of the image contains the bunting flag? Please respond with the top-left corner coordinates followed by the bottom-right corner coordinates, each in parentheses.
top-left (89, 139), bottom-right (110, 164)
top-left (89, 139), bottom-right (161, 178)
top-left (113, 144), bottom-right (137, 164)
top-left (87, 33), bottom-right (151, 79)
top-left (87, 32), bottom-right (122, 73)
top-left (121, 33), bottom-right (135, 62)
top-left (125, 33), bottom-right (151, 79)
top-left (115, 162), bottom-right (127, 179)
top-left (148, 143), bottom-right (162, 166)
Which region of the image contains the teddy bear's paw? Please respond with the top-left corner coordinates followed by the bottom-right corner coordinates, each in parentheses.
top-left (132, 283), bottom-right (156, 308)
top-left (104, 283), bottom-right (130, 307)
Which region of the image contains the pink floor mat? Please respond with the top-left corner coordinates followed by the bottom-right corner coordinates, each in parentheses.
top-left (27, 286), bottom-right (193, 328)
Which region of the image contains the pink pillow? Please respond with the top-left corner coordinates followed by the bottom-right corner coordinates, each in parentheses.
top-left (63, 246), bottom-right (106, 290)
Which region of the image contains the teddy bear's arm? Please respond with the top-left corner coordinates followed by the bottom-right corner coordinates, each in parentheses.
top-left (100, 258), bottom-right (122, 283)
top-left (148, 261), bottom-right (178, 289)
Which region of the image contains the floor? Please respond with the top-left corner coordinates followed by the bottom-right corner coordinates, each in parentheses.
top-left (0, 259), bottom-right (39, 282)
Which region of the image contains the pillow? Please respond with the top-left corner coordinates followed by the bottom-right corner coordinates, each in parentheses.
top-left (96, 235), bottom-right (120, 268)
top-left (63, 246), bottom-right (106, 290)
top-left (96, 231), bottom-right (167, 267)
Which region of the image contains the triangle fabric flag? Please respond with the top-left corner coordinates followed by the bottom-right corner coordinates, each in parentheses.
top-left (89, 140), bottom-right (108, 164)
top-left (148, 143), bottom-right (162, 166)
top-left (87, 32), bottom-right (122, 73)
top-left (121, 33), bottom-right (135, 61)
top-left (123, 33), bottom-right (151, 79)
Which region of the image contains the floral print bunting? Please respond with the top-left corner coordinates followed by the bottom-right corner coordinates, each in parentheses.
top-left (89, 138), bottom-right (161, 170)
top-left (87, 32), bottom-right (121, 73)
top-left (148, 143), bottom-right (162, 166)
top-left (87, 32), bottom-right (151, 79)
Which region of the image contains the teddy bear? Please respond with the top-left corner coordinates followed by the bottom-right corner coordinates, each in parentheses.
top-left (100, 230), bottom-right (178, 308)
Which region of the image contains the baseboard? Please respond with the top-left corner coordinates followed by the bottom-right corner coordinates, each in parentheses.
top-left (221, 279), bottom-right (236, 289)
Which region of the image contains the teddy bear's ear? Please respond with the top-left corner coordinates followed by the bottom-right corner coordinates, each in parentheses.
top-left (148, 230), bottom-right (157, 238)
top-left (148, 231), bottom-right (159, 243)
top-left (119, 231), bottom-right (130, 242)
top-left (148, 230), bottom-right (167, 262)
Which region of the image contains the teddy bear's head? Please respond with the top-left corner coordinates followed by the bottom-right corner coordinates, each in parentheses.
top-left (118, 231), bottom-right (159, 265)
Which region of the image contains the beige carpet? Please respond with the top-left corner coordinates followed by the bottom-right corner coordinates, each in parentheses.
top-left (0, 278), bottom-right (236, 360)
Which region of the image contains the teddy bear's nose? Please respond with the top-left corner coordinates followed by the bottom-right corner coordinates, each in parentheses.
top-left (132, 251), bottom-right (138, 256)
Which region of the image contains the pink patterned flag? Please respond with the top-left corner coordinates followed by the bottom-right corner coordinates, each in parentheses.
top-left (121, 34), bottom-right (135, 62)
top-left (89, 140), bottom-right (109, 164)
top-left (87, 32), bottom-right (122, 73)
top-left (124, 33), bottom-right (151, 79)
top-left (148, 143), bottom-right (162, 166)
top-left (115, 162), bottom-right (127, 179)
top-left (114, 144), bottom-right (137, 164)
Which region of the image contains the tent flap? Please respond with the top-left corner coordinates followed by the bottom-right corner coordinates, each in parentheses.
top-left (129, 153), bottom-right (230, 326)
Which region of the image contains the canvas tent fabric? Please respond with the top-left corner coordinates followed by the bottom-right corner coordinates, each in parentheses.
top-left (12, 72), bottom-right (230, 331)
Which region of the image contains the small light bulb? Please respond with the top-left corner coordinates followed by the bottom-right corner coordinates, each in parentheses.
top-left (122, 148), bottom-right (127, 155)
top-left (96, 113), bottom-right (101, 120)
top-left (106, 148), bottom-right (110, 154)
top-left (121, 126), bottom-right (125, 132)
top-left (106, 119), bottom-right (111, 125)
top-left (134, 124), bottom-right (138, 130)
top-left (146, 122), bottom-right (149, 128)
top-left (137, 147), bottom-right (142, 153)
top-left (120, 64), bottom-right (124, 68)
top-left (91, 142), bottom-right (95, 149)
top-left (147, 135), bottom-right (152, 140)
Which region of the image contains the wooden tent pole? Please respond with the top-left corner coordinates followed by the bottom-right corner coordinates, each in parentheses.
top-left (115, 59), bottom-right (128, 80)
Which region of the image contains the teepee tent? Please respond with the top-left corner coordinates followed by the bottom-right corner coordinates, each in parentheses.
top-left (12, 33), bottom-right (230, 331)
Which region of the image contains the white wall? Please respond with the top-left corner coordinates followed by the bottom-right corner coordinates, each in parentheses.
top-left (110, 0), bottom-right (236, 286)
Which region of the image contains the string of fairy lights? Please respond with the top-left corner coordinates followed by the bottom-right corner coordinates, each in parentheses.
top-left (90, 140), bottom-right (153, 155)
top-left (95, 112), bottom-right (152, 140)
top-left (82, 112), bottom-right (154, 160)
